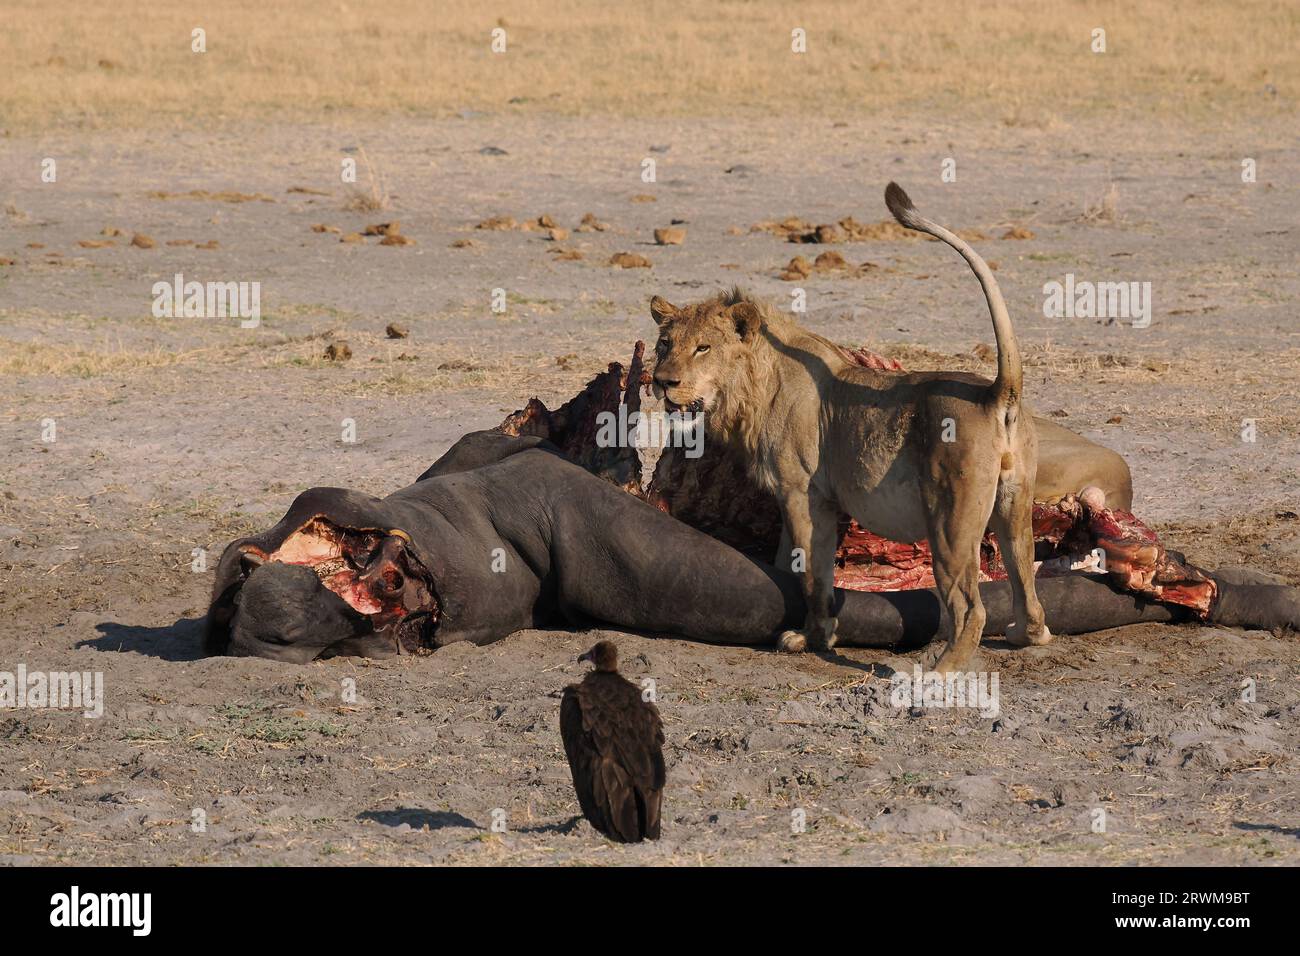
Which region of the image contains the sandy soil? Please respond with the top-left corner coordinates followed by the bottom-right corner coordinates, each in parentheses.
top-left (1, 116), bottom-right (1298, 864)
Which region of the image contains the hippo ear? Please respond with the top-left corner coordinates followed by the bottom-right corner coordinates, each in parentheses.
top-left (730, 302), bottom-right (761, 344)
top-left (650, 296), bottom-right (679, 326)
top-left (239, 547), bottom-right (266, 577)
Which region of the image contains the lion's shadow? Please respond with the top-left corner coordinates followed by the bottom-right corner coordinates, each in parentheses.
top-left (79, 616), bottom-right (207, 662)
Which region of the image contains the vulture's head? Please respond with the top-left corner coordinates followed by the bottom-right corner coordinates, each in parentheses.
top-left (578, 640), bottom-right (620, 672)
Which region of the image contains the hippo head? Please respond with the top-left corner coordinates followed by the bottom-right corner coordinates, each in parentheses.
top-left (207, 516), bottom-right (440, 661)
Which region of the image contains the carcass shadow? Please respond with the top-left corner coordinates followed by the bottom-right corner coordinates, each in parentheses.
top-left (358, 809), bottom-right (482, 831)
top-left (79, 616), bottom-right (207, 662)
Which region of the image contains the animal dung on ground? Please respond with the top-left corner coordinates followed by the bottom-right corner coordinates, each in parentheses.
top-left (610, 252), bottom-right (651, 269)
top-left (560, 641), bottom-right (665, 843)
top-left (778, 251), bottom-right (877, 281)
top-left (654, 227), bottom-right (686, 245)
top-left (130, 233), bottom-right (156, 249)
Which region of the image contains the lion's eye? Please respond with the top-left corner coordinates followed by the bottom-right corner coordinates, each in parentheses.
top-left (695, 344), bottom-right (711, 355)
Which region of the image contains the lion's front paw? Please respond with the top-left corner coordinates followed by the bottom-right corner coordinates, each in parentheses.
top-left (805, 617), bottom-right (838, 652)
top-left (777, 630), bottom-right (808, 654)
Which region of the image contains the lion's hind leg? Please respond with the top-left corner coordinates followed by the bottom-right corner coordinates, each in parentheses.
top-left (990, 452), bottom-right (1052, 648)
top-left (922, 472), bottom-right (999, 674)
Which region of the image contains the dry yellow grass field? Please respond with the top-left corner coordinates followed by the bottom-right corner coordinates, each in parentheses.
top-left (3, 0), bottom-right (1296, 129)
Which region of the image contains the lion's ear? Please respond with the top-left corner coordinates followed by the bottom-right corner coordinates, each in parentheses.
top-left (649, 296), bottom-right (679, 326)
top-left (730, 302), bottom-right (762, 343)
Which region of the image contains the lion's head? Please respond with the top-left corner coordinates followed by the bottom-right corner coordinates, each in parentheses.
top-left (649, 289), bottom-right (767, 425)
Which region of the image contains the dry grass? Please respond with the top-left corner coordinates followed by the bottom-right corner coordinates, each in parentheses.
top-left (2, 0), bottom-right (1296, 130)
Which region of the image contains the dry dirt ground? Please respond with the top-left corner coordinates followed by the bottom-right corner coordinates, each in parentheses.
top-left (1, 116), bottom-right (1298, 865)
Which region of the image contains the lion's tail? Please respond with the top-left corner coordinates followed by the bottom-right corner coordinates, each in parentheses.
top-left (884, 182), bottom-right (1023, 413)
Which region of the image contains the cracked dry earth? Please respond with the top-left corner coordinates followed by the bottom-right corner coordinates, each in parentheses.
top-left (1, 115), bottom-right (1297, 864)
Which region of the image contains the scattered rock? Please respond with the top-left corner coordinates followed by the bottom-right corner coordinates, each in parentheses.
top-left (610, 252), bottom-right (652, 269)
top-left (654, 227), bottom-right (686, 245)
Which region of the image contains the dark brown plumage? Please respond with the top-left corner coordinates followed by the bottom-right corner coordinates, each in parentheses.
top-left (559, 641), bottom-right (665, 843)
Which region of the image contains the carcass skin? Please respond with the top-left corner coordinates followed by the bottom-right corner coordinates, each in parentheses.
top-left (206, 431), bottom-right (1300, 663)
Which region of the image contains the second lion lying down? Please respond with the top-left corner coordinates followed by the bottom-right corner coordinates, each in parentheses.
top-left (649, 183), bottom-right (1047, 672)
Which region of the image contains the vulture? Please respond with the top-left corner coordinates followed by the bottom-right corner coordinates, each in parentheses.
top-left (559, 641), bottom-right (665, 843)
